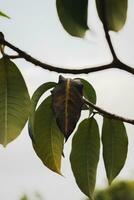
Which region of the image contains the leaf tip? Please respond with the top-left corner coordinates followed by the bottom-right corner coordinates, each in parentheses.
top-left (2, 142), bottom-right (7, 148)
top-left (0, 11), bottom-right (10, 19)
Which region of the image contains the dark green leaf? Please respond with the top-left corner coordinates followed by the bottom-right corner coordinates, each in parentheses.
top-left (95, 0), bottom-right (128, 31)
top-left (33, 97), bottom-right (64, 174)
top-left (102, 118), bottom-right (128, 184)
top-left (56, 0), bottom-right (88, 37)
top-left (0, 57), bottom-right (31, 146)
top-left (70, 118), bottom-right (100, 199)
top-left (80, 78), bottom-right (96, 111)
top-left (80, 79), bottom-right (96, 104)
top-left (0, 10), bottom-right (10, 19)
top-left (28, 82), bottom-right (57, 142)
top-left (52, 75), bottom-right (83, 140)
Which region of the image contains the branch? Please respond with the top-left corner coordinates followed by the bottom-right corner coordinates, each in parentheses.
top-left (101, 1), bottom-right (118, 61)
top-left (0, 33), bottom-right (134, 75)
top-left (84, 99), bottom-right (134, 125)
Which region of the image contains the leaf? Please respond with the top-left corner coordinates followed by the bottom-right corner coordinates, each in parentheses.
top-left (102, 118), bottom-right (128, 184)
top-left (95, 0), bottom-right (128, 31)
top-left (70, 118), bottom-right (100, 199)
top-left (33, 96), bottom-right (64, 174)
top-left (51, 75), bottom-right (83, 140)
top-left (80, 79), bottom-right (96, 104)
top-left (0, 10), bottom-right (10, 19)
top-left (80, 78), bottom-right (96, 111)
top-left (28, 82), bottom-right (57, 142)
top-left (56, 0), bottom-right (88, 37)
top-left (0, 57), bottom-right (31, 146)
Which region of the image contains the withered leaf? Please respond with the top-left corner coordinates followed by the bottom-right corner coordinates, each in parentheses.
top-left (51, 76), bottom-right (83, 140)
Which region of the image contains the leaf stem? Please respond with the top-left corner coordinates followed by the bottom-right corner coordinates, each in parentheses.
top-left (84, 99), bottom-right (134, 125)
top-left (100, 0), bottom-right (118, 61)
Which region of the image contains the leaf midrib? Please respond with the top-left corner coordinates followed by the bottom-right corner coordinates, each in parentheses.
top-left (50, 117), bottom-right (60, 173)
top-left (65, 79), bottom-right (70, 134)
top-left (3, 63), bottom-right (8, 146)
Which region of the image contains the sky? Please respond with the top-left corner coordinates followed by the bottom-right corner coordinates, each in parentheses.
top-left (0, 0), bottom-right (134, 200)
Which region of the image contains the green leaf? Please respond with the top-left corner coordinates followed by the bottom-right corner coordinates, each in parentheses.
top-left (0, 57), bottom-right (31, 146)
top-left (95, 0), bottom-right (128, 31)
top-left (102, 118), bottom-right (128, 184)
top-left (80, 79), bottom-right (96, 104)
top-left (20, 195), bottom-right (28, 200)
top-left (0, 10), bottom-right (10, 19)
top-left (33, 96), bottom-right (64, 174)
top-left (70, 118), bottom-right (100, 199)
top-left (52, 75), bottom-right (83, 140)
top-left (80, 78), bottom-right (96, 111)
top-left (28, 82), bottom-right (57, 142)
top-left (56, 0), bottom-right (88, 37)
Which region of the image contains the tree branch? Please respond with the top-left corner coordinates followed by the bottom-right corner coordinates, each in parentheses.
top-left (1, 34), bottom-right (134, 124)
top-left (0, 33), bottom-right (134, 75)
top-left (101, 0), bottom-right (118, 61)
top-left (84, 99), bottom-right (134, 125)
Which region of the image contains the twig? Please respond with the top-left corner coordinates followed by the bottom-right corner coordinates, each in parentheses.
top-left (4, 54), bottom-right (20, 59)
top-left (100, 0), bottom-right (118, 61)
top-left (84, 99), bottom-right (134, 125)
top-left (0, 33), bottom-right (134, 75)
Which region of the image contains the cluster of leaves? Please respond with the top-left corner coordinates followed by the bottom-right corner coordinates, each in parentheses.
top-left (94, 180), bottom-right (134, 200)
top-left (56, 0), bottom-right (127, 37)
top-left (54, 1), bottom-right (129, 198)
top-left (0, 56), bottom-right (129, 199)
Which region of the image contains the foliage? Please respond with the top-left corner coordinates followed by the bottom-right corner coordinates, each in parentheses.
top-left (0, 1), bottom-right (132, 199)
top-left (20, 192), bottom-right (43, 200)
top-left (94, 180), bottom-right (134, 200)
top-left (20, 196), bottom-right (28, 200)
top-left (56, 0), bottom-right (127, 37)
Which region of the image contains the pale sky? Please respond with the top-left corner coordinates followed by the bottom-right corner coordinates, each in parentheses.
top-left (0, 0), bottom-right (134, 200)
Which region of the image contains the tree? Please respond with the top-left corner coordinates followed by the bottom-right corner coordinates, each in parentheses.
top-left (0, 1), bottom-right (133, 200)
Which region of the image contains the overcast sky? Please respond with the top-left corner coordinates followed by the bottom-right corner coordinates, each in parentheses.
top-left (0, 0), bottom-right (134, 200)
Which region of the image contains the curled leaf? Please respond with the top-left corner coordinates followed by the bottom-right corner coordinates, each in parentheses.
top-left (52, 76), bottom-right (83, 140)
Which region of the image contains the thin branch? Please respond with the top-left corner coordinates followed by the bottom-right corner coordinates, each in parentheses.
top-left (4, 54), bottom-right (20, 59)
top-left (104, 29), bottom-right (117, 60)
top-left (101, 1), bottom-right (118, 61)
top-left (0, 33), bottom-right (134, 75)
top-left (84, 99), bottom-right (134, 125)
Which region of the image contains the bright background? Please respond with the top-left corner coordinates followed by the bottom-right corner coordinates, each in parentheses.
top-left (0, 0), bottom-right (134, 199)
